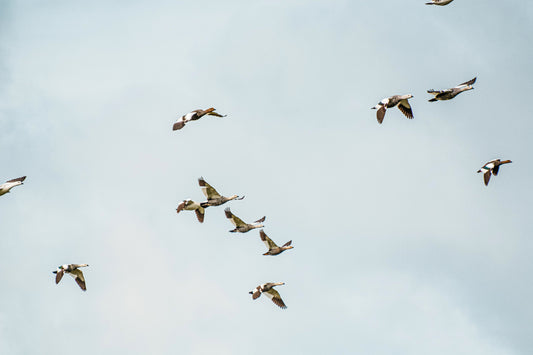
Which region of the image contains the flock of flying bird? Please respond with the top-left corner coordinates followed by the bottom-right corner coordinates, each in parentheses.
top-left (0, 0), bottom-right (514, 310)
top-left (176, 176), bottom-right (293, 308)
top-left (371, 76), bottom-right (512, 185)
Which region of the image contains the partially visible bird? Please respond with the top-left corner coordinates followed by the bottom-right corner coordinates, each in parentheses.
top-left (427, 77), bottom-right (476, 102)
top-left (176, 199), bottom-right (205, 223)
top-left (198, 177), bottom-right (244, 208)
top-left (0, 176), bottom-right (26, 196)
top-left (172, 108), bottom-right (226, 131)
top-left (371, 95), bottom-right (414, 124)
top-left (477, 159), bottom-right (512, 186)
top-left (259, 230), bottom-right (293, 256)
top-left (249, 282), bottom-right (287, 309)
top-left (224, 207), bottom-right (265, 233)
top-left (53, 264), bottom-right (89, 291)
top-left (425, 0), bottom-right (454, 5)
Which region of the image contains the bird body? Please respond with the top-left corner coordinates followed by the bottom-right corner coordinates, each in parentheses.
top-left (260, 230), bottom-right (293, 256)
top-left (371, 95), bottom-right (413, 124)
top-left (198, 177), bottom-right (244, 208)
top-left (426, 0), bottom-right (454, 5)
top-left (249, 282), bottom-right (287, 309)
top-left (0, 176), bottom-right (26, 196)
top-left (477, 159), bottom-right (512, 186)
top-left (53, 264), bottom-right (89, 291)
top-left (224, 207), bottom-right (265, 233)
top-left (428, 77), bottom-right (476, 102)
top-left (172, 108), bottom-right (226, 131)
top-left (176, 199), bottom-right (205, 223)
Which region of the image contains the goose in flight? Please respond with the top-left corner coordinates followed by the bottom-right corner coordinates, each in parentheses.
top-left (371, 95), bottom-right (414, 124)
top-left (224, 207), bottom-right (265, 233)
top-left (249, 282), bottom-right (287, 309)
top-left (260, 230), bottom-right (293, 256)
top-left (198, 177), bottom-right (244, 208)
top-left (172, 108), bottom-right (226, 131)
top-left (428, 77), bottom-right (476, 102)
top-left (477, 159), bottom-right (512, 186)
top-left (0, 176), bottom-right (26, 196)
top-left (176, 199), bottom-right (205, 223)
top-left (426, 0), bottom-right (454, 5)
top-left (53, 264), bottom-right (89, 291)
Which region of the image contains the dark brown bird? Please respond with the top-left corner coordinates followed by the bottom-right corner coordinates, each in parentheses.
top-left (172, 108), bottom-right (226, 131)
top-left (260, 230), bottom-right (293, 256)
top-left (249, 282), bottom-right (287, 309)
top-left (371, 95), bottom-right (414, 124)
top-left (53, 264), bottom-right (89, 291)
top-left (428, 77), bottom-right (476, 102)
top-left (477, 159), bottom-right (512, 186)
top-left (198, 177), bottom-right (244, 208)
top-left (224, 207), bottom-right (265, 233)
top-left (176, 199), bottom-right (205, 223)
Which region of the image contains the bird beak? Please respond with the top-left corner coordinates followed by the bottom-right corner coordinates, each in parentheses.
top-left (53, 271), bottom-right (57, 274)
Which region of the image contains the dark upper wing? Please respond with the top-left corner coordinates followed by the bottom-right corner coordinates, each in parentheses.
top-left (224, 207), bottom-right (245, 226)
top-left (265, 289), bottom-right (287, 309)
top-left (55, 269), bottom-right (64, 284)
top-left (6, 176), bottom-right (26, 183)
top-left (377, 106), bottom-right (386, 124)
top-left (224, 207), bottom-right (233, 219)
top-left (458, 77), bottom-right (476, 87)
top-left (398, 100), bottom-right (413, 119)
top-left (254, 216), bottom-right (266, 223)
top-left (483, 171), bottom-right (491, 186)
top-left (71, 269), bottom-right (86, 291)
top-left (282, 240), bottom-right (292, 248)
top-left (252, 287), bottom-right (262, 300)
top-left (75, 277), bottom-right (87, 291)
top-left (492, 165), bottom-right (500, 176)
top-left (195, 209), bottom-right (205, 223)
top-left (206, 111), bottom-right (226, 117)
top-left (198, 177), bottom-right (221, 199)
top-left (260, 230), bottom-right (277, 249)
top-left (172, 121), bottom-right (185, 131)
top-left (176, 201), bottom-right (186, 213)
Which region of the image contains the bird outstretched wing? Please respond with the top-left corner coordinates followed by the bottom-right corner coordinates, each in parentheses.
top-left (198, 177), bottom-right (221, 199)
top-left (264, 289), bottom-right (287, 309)
top-left (398, 100), bottom-right (413, 119)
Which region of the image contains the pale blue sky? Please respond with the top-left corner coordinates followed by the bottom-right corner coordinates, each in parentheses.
top-left (1, 1), bottom-right (532, 354)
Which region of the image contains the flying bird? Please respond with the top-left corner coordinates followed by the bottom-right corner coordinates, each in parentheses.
top-left (259, 230), bottom-right (293, 256)
top-left (425, 0), bottom-right (454, 5)
top-left (198, 177), bottom-right (244, 208)
top-left (371, 95), bottom-right (414, 124)
top-left (249, 282), bottom-right (287, 309)
top-left (176, 199), bottom-right (205, 223)
top-left (0, 176), bottom-right (26, 196)
top-left (427, 77), bottom-right (476, 102)
top-left (477, 159), bottom-right (512, 186)
top-left (172, 108), bottom-right (226, 131)
top-left (53, 264), bottom-right (89, 291)
top-left (224, 207), bottom-right (265, 233)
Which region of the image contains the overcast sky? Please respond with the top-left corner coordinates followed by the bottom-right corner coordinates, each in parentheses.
top-left (1, 0), bottom-right (532, 354)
